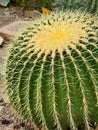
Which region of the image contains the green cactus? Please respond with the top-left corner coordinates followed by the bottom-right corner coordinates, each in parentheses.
top-left (52, 0), bottom-right (98, 14)
top-left (6, 11), bottom-right (98, 130)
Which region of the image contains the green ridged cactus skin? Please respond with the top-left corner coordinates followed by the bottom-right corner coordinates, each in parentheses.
top-left (6, 11), bottom-right (98, 130)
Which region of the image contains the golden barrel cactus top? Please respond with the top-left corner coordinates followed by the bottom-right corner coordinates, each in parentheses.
top-left (25, 11), bottom-right (98, 55)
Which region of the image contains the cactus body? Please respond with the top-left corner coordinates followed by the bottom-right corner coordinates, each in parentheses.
top-left (53, 0), bottom-right (98, 14)
top-left (6, 11), bottom-right (98, 130)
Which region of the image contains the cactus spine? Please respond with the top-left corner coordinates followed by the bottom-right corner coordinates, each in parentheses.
top-left (6, 11), bottom-right (98, 130)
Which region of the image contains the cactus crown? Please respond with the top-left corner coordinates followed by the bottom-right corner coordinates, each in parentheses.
top-left (6, 11), bottom-right (98, 130)
top-left (30, 18), bottom-right (86, 51)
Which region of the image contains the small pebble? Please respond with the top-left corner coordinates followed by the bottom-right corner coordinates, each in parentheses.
top-left (0, 98), bottom-right (4, 103)
top-left (1, 119), bottom-right (12, 125)
top-left (13, 124), bottom-right (21, 129)
top-left (20, 122), bottom-right (25, 127)
top-left (0, 36), bottom-right (4, 46)
top-left (3, 11), bottom-right (10, 16)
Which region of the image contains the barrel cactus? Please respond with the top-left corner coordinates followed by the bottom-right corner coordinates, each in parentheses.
top-left (6, 11), bottom-right (98, 130)
top-left (53, 0), bottom-right (98, 14)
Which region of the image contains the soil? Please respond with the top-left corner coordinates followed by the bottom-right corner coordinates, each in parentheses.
top-left (0, 3), bottom-right (98, 130)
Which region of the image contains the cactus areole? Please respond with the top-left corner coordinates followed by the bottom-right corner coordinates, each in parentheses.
top-left (6, 11), bottom-right (98, 130)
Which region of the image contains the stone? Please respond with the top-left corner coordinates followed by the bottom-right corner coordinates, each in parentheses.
top-left (24, 10), bottom-right (41, 18)
top-left (3, 11), bottom-right (10, 17)
top-left (0, 36), bottom-right (4, 46)
top-left (0, 21), bottom-right (30, 39)
top-left (0, 0), bottom-right (10, 7)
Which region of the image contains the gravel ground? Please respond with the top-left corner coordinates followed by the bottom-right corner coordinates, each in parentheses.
top-left (0, 4), bottom-right (38, 130)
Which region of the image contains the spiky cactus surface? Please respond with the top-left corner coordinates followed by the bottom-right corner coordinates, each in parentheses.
top-left (52, 0), bottom-right (98, 14)
top-left (6, 11), bottom-right (98, 130)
